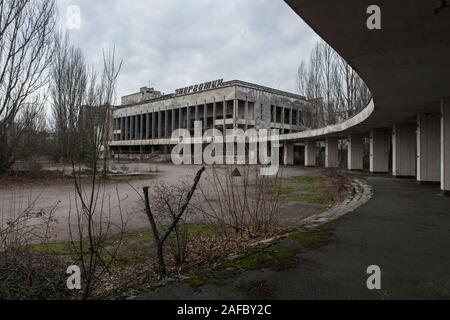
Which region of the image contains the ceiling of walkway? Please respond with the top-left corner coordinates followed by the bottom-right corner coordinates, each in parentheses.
top-left (285, 0), bottom-right (450, 128)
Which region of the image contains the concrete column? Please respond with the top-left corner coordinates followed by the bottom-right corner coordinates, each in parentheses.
top-left (392, 123), bottom-right (416, 177)
top-left (283, 143), bottom-right (294, 166)
top-left (178, 107), bottom-right (182, 130)
top-left (289, 108), bottom-right (293, 128)
top-left (272, 106), bottom-right (276, 124)
top-left (245, 100), bottom-right (249, 130)
top-left (233, 99), bottom-right (237, 129)
top-left (134, 115), bottom-right (139, 140)
top-left (140, 114), bottom-right (144, 139)
top-left (164, 110), bottom-right (169, 138)
top-left (213, 101), bottom-right (217, 129)
top-left (347, 134), bottom-right (364, 171)
top-left (417, 114), bottom-right (440, 184)
top-left (120, 117), bottom-right (125, 141)
top-left (325, 137), bottom-right (339, 168)
top-left (203, 103), bottom-right (207, 131)
top-left (305, 141), bottom-right (317, 167)
top-left (281, 108), bottom-right (285, 133)
top-left (151, 112), bottom-right (156, 139)
top-left (157, 111), bottom-right (162, 138)
top-left (125, 116), bottom-right (129, 140)
top-left (172, 109), bottom-right (176, 133)
top-left (223, 100), bottom-right (227, 132)
top-left (441, 98), bottom-right (450, 195)
top-left (145, 114), bottom-right (150, 139)
top-left (370, 129), bottom-right (390, 173)
top-left (195, 104), bottom-right (199, 122)
top-left (186, 105), bottom-right (191, 132)
top-left (130, 116), bottom-right (135, 140)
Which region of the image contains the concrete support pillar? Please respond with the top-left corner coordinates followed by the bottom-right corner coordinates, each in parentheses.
top-left (245, 100), bottom-right (249, 130)
top-left (417, 114), bottom-right (440, 184)
top-left (186, 106), bottom-right (191, 132)
top-left (140, 114), bottom-right (144, 139)
top-left (283, 143), bottom-right (294, 166)
top-left (203, 103), bottom-right (207, 131)
top-left (157, 111), bottom-right (162, 138)
top-left (178, 107), bottom-right (182, 130)
top-left (125, 116), bottom-right (129, 140)
top-left (213, 101), bottom-right (217, 128)
top-left (289, 108), bottom-right (293, 130)
top-left (120, 117), bottom-right (125, 141)
top-left (370, 129), bottom-right (390, 173)
top-left (151, 112), bottom-right (156, 139)
top-left (272, 106), bottom-right (276, 124)
top-left (164, 110), bottom-right (169, 138)
top-left (233, 99), bottom-right (237, 129)
top-left (325, 137), bottom-right (339, 168)
top-left (392, 123), bottom-right (416, 177)
top-left (172, 109), bottom-right (176, 133)
top-left (223, 100), bottom-right (227, 132)
top-left (305, 141), bottom-right (317, 167)
top-left (146, 114), bottom-right (150, 139)
top-left (281, 108), bottom-right (285, 133)
top-left (441, 98), bottom-right (450, 195)
top-left (135, 115), bottom-right (139, 140)
top-left (130, 116), bottom-right (135, 140)
top-left (347, 134), bottom-right (364, 171)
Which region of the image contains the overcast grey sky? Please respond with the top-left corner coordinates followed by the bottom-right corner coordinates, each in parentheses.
top-left (59, 0), bottom-right (319, 101)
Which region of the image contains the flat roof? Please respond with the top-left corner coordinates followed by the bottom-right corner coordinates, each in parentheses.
top-left (118, 80), bottom-right (307, 109)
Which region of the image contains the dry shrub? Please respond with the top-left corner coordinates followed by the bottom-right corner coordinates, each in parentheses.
top-left (148, 180), bottom-right (197, 267)
top-left (323, 168), bottom-right (351, 202)
top-left (194, 165), bottom-right (282, 238)
top-left (0, 192), bottom-right (66, 300)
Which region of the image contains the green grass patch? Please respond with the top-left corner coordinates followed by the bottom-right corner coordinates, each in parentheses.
top-left (279, 175), bottom-right (332, 205)
top-left (288, 227), bottom-right (335, 249)
top-left (187, 273), bottom-right (206, 288)
top-left (222, 247), bottom-right (297, 273)
top-left (28, 242), bottom-right (72, 255)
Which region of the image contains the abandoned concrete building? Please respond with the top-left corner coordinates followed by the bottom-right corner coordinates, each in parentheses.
top-left (109, 80), bottom-right (315, 161)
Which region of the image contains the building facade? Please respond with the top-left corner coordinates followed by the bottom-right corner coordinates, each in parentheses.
top-left (109, 80), bottom-right (313, 158)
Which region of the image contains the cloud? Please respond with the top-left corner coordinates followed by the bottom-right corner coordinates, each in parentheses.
top-left (59, 0), bottom-right (319, 102)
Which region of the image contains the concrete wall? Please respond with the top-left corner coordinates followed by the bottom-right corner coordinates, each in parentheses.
top-left (392, 124), bottom-right (416, 177)
top-left (417, 113), bottom-right (440, 183)
top-left (347, 134), bottom-right (364, 170)
top-left (442, 98), bottom-right (450, 194)
top-left (370, 129), bottom-right (390, 173)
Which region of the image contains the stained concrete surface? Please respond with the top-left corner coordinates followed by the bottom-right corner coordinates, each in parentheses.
top-left (0, 164), bottom-right (326, 241)
top-left (139, 176), bottom-right (450, 300)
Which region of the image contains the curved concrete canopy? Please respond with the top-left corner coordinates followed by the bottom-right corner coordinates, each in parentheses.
top-left (283, 0), bottom-right (450, 138)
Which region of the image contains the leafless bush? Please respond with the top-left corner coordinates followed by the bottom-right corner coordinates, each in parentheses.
top-left (0, 192), bottom-right (58, 254)
top-left (194, 165), bottom-right (282, 238)
top-left (0, 192), bottom-right (65, 300)
top-left (68, 181), bottom-right (127, 299)
top-left (148, 181), bottom-right (197, 267)
top-left (142, 167), bottom-right (205, 278)
top-left (323, 169), bottom-right (351, 202)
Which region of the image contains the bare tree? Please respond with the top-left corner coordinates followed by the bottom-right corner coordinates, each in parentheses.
top-left (193, 165), bottom-right (282, 238)
top-left (50, 32), bottom-right (87, 163)
top-left (297, 40), bottom-right (371, 127)
top-left (0, 0), bottom-right (56, 174)
top-left (50, 34), bottom-right (124, 298)
top-left (68, 49), bottom-right (123, 299)
top-left (142, 167), bottom-right (205, 278)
